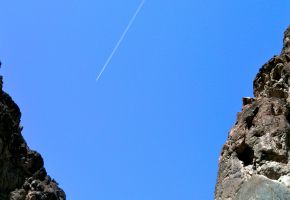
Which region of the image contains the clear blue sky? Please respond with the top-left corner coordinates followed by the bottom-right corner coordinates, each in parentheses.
top-left (0, 1), bottom-right (290, 199)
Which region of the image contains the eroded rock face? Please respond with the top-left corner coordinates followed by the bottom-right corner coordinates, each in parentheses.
top-left (215, 26), bottom-right (290, 200)
top-left (0, 76), bottom-right (65, 200)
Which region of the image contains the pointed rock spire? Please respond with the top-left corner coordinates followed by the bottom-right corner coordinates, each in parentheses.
top-left (215, 26), bottom-right (290, 200)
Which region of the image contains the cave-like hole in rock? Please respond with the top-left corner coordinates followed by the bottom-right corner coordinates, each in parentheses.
top-left (237, 145), bottom-right (254, 166)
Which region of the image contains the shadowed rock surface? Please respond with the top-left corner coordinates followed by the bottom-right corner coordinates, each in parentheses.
top-left (0, 76), bottom-right (65, 199)
top-left (215, 26), bottom-right (290, 200)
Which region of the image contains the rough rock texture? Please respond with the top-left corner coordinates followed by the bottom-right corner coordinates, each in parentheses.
top-left (0, 76), bottom-right (65, 200)
top-left (215, 26), bottom-right (290, 200)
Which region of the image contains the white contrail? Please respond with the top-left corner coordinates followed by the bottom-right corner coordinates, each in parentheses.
top-left (96, 0), bottom-right (146, 81)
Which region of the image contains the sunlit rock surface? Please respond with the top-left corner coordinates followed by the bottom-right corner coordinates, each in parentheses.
top-left (215, 26), bottom-right (290, 200)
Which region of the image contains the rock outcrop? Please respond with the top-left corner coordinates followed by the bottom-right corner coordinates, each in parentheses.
top-left (215, 26), bottom-right (290, 200)
top-left (0, 76), bottom-right (65, 199)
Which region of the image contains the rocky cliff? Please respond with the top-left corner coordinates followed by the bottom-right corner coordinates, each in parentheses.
top-left (215, 27), bottom-right (290, 199)
top-left (0, 76), bottom-right (65, 199)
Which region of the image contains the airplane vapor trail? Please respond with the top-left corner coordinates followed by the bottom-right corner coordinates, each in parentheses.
top-left (96, 0), bottom-right (146, 81)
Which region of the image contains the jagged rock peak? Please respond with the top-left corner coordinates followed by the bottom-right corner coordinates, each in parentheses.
top-left (254, 26), bottom-right (290, 99)
top-left (215, 26), bottom-right (290, 200)
top-left (282, 26), bottom-right (290, 54)
top-left (0, 75), bottom-right (66, 200)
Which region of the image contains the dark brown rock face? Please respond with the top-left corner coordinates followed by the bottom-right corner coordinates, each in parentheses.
top-left (215, 27), bottom-right (290, 200)
top-left (0, 76), bottom-right (65, 200)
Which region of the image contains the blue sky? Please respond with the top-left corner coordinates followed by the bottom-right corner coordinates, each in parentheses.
top-left (0, 1), bottom-right (290, 199)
